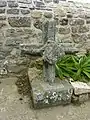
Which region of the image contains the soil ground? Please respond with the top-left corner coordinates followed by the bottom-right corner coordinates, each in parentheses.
top-left (0, 77), bottom-right (90, 120)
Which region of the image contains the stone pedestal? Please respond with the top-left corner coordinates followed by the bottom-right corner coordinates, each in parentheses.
top-left (28, 68), bottom-right (73, 109)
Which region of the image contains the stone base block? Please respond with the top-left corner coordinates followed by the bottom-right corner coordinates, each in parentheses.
top-left (30, 78), bottom-right (73, 109)
top-left (71, 81), bottom-right (90, 95)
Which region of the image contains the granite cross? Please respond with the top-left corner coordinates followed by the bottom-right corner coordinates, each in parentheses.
top-left (20, 20), bottom-right (78, 85)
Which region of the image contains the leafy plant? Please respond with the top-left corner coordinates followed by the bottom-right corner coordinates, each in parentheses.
top-left (55, 55), bottom-right (90, 82)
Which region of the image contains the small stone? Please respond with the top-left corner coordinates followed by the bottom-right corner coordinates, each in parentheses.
top-left (7, 9), bottom-right (19, 14)
top-left (44, 0), bottom-right (52, 3)
top-left (72, 95), bottom-right (79, 103)
top-left (33, 19), bottom-right (42, 30)
top-left (18, 0), bottom-right (32, 4)
top-left (0, 1), bottom-right (7, 7)
top-left (71, 81), bottom-right (90, 95)
top-left (67, 13), bottom-right (73, 18)
top-left (59, 27), bottom-right (70, 34)
top-left (0, 9), bottom-right (5, 14)
top-left (60, 18), bottom-right (68, 26)
top-left (78, 26), bottom-right (89, 33)
top-left (69, 18), bottom-right (85, 26)
top-left (85, 13), bottom-right (90, 19)
top-left (19, 3), bottom-right (28, 8)
top-left (79, 94), bottom-right (89, 103)
top-left (71, 27), bottom-right (78, 33)
top-left (8, 1), bottom-right (18, 8)
top-left (35, 1), bottom-right (45, 8)
top-left (53, 0), bottom-right (59, 3)
top-left (31, 11), bottom-right (42, 19)
top-left (8, 17), bottom-right (31, 27)
top-left (86, 19), bottom-right (90, 24)
top-left (0, 16), bottom-right (6, 20)
top-left (21, 9), bottom-right (30, 14)
top-left (0, 23), bottom-right (7, 28)
top-left (71, 34), bottom-right (87, 43)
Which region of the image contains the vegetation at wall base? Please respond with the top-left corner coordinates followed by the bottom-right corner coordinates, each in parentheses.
top-left (55, 54), bottom-right (90, 82)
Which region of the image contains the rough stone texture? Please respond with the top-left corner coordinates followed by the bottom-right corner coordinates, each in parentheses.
top-left (71, 82), bottom-right (90, 95)
top-left (0, 1), bottom-right (7, 7)
top-left (31, 11), bottom-right (42, 19)
top-left (8, 17), bottom-right (31, 27)
top-left (59, 27), bottom-right (70, 34)
top-left (0, 16), bottom-right (6, 20)
top-left (0, 9), bottom-right (5, 14)
top-left (72, 94), bottom-right (89, 103)
top-left (69, 19), bottom-right (85, 26)
top-left (21, 9), bottom-right (30, 14)
top-left (8, 1), bottom-right (18, 8)
top-left (79, 94), bottom-right (89, 103)
top-left (0, 1), bottom-right (90, 73)
top-left (0, 1), bottom-right (90, 109)
top-left (7, 9), bottom-right (19, 14)
top-left (44, 12), bottom-right (52, 18)
top-left (28, 68), bottom-right (73, 109)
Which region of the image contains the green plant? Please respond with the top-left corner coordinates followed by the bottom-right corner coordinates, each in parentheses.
top-left (55, 55), bottom-right (90, 82)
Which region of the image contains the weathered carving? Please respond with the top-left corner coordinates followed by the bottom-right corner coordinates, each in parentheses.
top-left (20, 19), bottom-right (79, 84)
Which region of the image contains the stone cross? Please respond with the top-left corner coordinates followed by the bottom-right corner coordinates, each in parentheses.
top-left (43, 20), bottom-right (64, 84)
top-left (20, 20), bottom-right (78, 85)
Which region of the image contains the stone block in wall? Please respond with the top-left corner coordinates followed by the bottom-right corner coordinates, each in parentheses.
top-left (69, 18), bottom-right (85, 26)
top-left (71, 33), bottom-right (87, 43)
top-left (0, 16), bottom-right (6, 20)
top-left (87, 34), bottom-right (90, 39)
top-left (31, 11), bottom-right (42, 19)
top-left (67, 13), bottom-right (73, 18)
top-left (72, 34), bottom-right (79, 43)
top-left (0, 1), bottom-right (7, 7)
top-left (59, 18), bottom-right (68, 26)
top-left (6, 28), bottom-right (16, 37)
top-left (0, 51), bottom-right (6, 60)
top-left (21, 9), bottom-right (30, 14)
top-left (19, 3), bottom-right (29, 8)
top-left (6, 28), bottom-right (25, 38)
top-left (0, 47), bottom-right (12, 60)
top-left (86, 19), bottom-right (90, 24)
top-left (0, 22), bottom-right (7, 28)
top-left (7, 9), bottom-right (19, 14)
top-left (78, 26), bottom-right (89, 33)
top-left (85, 13), bottom-right (90, 19)
top-left (5, 38), bottom-right (22, 46)
top-left (8, 1), bottom-right (18, 8)
top-left (84, 41), bottom-right (90, 52)
top-left (0, 9), bottom-right (5, 14)
top-left (18, 0), bottom-right (32, 4)
top-left (8, 17), bottom-right (31, 27)
top-left (56, 33), bottom-right (72, 43)
top-left (79, 34), bottom-right (88, 42)
top-left (59, 26), bottom-right (70, 34)
top-left (71, 26), bottom-right (78, 33)
top-left (44, 0), bottom-right (52, 3)
top-left (33, 19), bottom-right (42, 30)
top-left (54, 7), bottom-right (66, 17)
top-left (44, 12), bottom-right (52, 18)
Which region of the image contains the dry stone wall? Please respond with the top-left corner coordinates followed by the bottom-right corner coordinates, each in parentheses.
top-left (0, 0), bottom-right (90, 76)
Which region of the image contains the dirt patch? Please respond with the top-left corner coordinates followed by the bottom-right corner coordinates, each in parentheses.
top-left (15, 69), bottom-right (31, 96)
